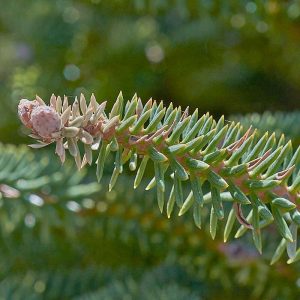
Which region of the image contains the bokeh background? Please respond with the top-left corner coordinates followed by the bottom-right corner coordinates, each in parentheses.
top-left (1, 0), bottom-right (300, 299)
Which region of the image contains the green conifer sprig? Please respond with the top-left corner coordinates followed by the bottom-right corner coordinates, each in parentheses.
top-left (18, 93), bottom-right (300, 263)
top-left (0, 143), bottom-right (100, 205)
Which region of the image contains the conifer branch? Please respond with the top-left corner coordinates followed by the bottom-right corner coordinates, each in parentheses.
top-left (0, 143), bottom-right (100, 204)
top-left (18, 93), bottom-right (300, 263)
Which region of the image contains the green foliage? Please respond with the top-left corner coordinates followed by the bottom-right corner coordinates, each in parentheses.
top-left (232, 111), bottom-right (300, 145)
top-left (0, 142), bottom-right (100, 208)
top-left (19, 93), bottom-right (300, 264)
top-left (1, 142), bottom-right (300, 299)
top-left (0, 265), bottom-right (205, 300)
top-left (3, 1), bottom-right (300, 297)
top-left (75, 265), bottom-right (204, 300)
top-left (2, 0), bottom-right (300, 145)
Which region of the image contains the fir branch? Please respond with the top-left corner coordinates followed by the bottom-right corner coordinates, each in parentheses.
top-left (1, 144), bottom-right (299, 296)
top-left (17, 92), bottom-right (300, 263)
top-left (0, 143), bottom-right (100, 206)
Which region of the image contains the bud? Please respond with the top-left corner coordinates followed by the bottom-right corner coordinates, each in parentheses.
top-left (31, 106), bottom-right (61, 138)
top-left (18, 99), bottom-right (40, 128)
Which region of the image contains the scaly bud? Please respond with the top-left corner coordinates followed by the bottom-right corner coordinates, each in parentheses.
top-left (18, 99), bottom-right (41, 128)
top-left (31, 106), bottom-right (61, 139)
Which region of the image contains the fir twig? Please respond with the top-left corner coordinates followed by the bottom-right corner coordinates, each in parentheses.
top-left (17, 92), bottom-right (300, 263)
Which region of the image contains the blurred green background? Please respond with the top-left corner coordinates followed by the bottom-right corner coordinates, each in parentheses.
top-left (1, 0), bottom-right (300, 299)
